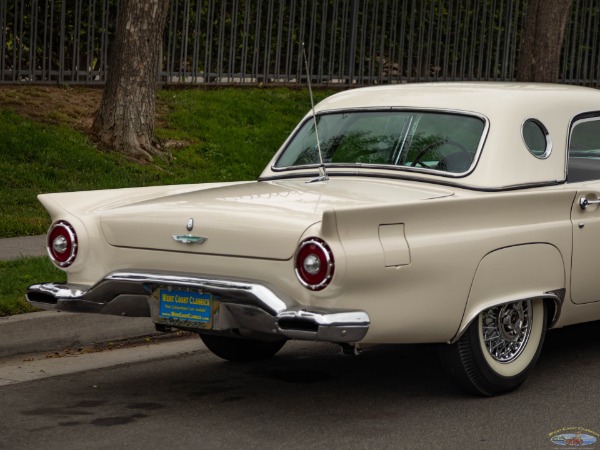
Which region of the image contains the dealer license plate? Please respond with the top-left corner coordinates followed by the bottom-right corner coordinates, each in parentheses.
top-left (157, 288), bottom-right (212, 328)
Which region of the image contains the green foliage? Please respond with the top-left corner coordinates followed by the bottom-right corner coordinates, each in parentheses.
top-left (4, 1), bottom-right (599, 85)
top-left (4, 0), bottom-right (118, 75)
top-left (162, 0), bottom-right (527, 80)
top-left (0, 257), bottom-right (65, 317)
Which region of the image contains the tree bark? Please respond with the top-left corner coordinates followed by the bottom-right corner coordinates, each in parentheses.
top-left (516, 0), bottom-right (574, 83)
top-left (92, 0), bottom-right (170, 162)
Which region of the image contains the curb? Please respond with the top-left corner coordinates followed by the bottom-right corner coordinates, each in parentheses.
top-left (0, 311), bottom-right (158, 359)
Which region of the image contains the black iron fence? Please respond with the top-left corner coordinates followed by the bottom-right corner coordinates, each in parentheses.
top-left (1, 0), bottom-right (599, 87)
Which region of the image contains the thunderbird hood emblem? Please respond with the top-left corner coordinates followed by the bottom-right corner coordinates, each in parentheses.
top-left (173, 218), bottom-right (207, 245)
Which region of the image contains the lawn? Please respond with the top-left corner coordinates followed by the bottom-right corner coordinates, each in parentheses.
top-left (0, 85), bottom-right (335, 315)
top-left (0, 86), bottom-right (333, 238)
top-left (0, 257), bottom-right (66, 316)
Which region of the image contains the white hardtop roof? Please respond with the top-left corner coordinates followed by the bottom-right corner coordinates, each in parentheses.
top-left (263, 83), bottom-right (600, 190)
top-left (314, 82), bottom-right (600, 118)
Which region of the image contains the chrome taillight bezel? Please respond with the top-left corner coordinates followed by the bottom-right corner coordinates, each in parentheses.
top-left (47, 221), bottom-right (78, 267)
top-left (294, 237), bottom-right (335, 291)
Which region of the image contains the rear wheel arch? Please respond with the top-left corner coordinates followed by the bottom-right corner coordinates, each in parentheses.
top-left (439, 298), bottom-right (547, 395)
top-left (456, 243), bottom-right (566, 340)
top-left (439, 243), bottom-right (566, 395)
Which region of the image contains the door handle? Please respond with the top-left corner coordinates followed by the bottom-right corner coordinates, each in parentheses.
top-left (579, 196), bottom-right (600, 210)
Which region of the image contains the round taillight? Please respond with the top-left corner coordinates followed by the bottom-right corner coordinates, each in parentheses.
top-left (47, 221), bottom-right (78, 267)
top-left (295, 238), bottom-right (334, 291)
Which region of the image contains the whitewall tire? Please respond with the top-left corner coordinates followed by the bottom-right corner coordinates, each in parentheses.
top-left (439, 299), bottom-right (547, 396)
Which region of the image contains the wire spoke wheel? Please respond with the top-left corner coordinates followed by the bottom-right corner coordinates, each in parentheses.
top-left (481, 301), bottom-right (532, 363)
top-left (439, 299), bottom-right (547, 396)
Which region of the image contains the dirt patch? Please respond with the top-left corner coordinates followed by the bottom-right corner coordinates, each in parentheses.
top-left (0, 85), bottom-right (103, 133)
top-left (0, 85), bottom-right (172, 146)
top-left (0, 85), bottom-right (187, 164)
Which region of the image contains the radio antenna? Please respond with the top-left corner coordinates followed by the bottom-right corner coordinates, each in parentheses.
top-left (302, 42), bottom-right (328, 183)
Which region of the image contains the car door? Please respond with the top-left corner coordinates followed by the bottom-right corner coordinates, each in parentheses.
top-left (569, 114), bottom-right (600, 304)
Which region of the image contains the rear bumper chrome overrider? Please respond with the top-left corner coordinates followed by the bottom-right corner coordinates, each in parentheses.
top-left (26, 270), bottom-right (370, 343)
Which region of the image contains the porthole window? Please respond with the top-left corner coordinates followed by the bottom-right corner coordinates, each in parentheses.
top-left (522, 119), bottom-right (552, 159)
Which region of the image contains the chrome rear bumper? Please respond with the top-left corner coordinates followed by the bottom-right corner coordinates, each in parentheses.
top-left (26, 270), bottom-right (370, 343)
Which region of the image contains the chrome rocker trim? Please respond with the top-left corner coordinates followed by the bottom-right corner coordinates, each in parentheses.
top-left (26, 270), bottom-right (370, 343)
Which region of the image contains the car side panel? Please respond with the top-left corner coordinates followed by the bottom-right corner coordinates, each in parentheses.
top-left (328, 188), bottom-right (574, 344)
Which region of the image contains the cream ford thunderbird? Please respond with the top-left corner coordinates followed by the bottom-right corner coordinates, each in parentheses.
top-left (27, 83), bottom-right (600, 395)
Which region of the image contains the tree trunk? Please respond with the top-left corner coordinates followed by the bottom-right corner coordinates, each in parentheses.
top-left (92, 0), bottom-right (169, 162)
top-left (516, 0), bottom-right (574, 83)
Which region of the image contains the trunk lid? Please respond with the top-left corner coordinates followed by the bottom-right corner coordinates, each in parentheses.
top-left (100, 178), bottom-right (453, 260)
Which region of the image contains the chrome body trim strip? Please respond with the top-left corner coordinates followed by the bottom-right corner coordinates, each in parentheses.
top-left (26, 270), bottom-right (370, 343)
top-left (171, 234), bottom-right (207, 245)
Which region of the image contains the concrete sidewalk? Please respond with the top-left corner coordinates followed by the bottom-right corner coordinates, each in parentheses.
top-left (0, 235), bottom-right (158, 358)
top-left (0, 234), bottom-right (47, 260)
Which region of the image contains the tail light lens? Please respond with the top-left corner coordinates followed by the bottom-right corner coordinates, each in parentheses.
top-left (295, 238), bottom-right (334, 290)
top-left (47, 221), bottom-right (78, 267)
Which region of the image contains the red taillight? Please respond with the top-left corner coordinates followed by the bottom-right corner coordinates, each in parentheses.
top-left (294, 238), bottom-right (334, 291)
top-left (47, 221), bottom-right (78, 267)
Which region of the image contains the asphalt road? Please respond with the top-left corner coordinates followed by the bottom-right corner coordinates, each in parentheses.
top-left (2, 323), bottom-right (600, 450)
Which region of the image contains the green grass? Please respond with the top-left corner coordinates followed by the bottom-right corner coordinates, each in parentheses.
top-left (0, 86), bottom-right (334, 315)
top-left (0, 257), bottom-right (66, 317)
top-left (155, 88), bottom-right (332, 181)
top-left (0, 109), bottom-right (160, 237)
top-left (0, 87), bottom-right (333, 238)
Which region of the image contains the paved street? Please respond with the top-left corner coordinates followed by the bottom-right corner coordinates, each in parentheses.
top-left (1, 324), bottom-right (600, 450)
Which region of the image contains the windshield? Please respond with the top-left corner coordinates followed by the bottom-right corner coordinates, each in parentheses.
top-left (274, 110), bottom-right (486, 174)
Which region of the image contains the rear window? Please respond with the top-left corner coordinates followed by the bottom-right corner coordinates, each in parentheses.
top-left (275, 110), bottom-right (486, 175)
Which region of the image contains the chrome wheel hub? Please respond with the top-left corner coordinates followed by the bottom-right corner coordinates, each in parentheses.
top-left (481, 300), bottom-right (532, 363)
